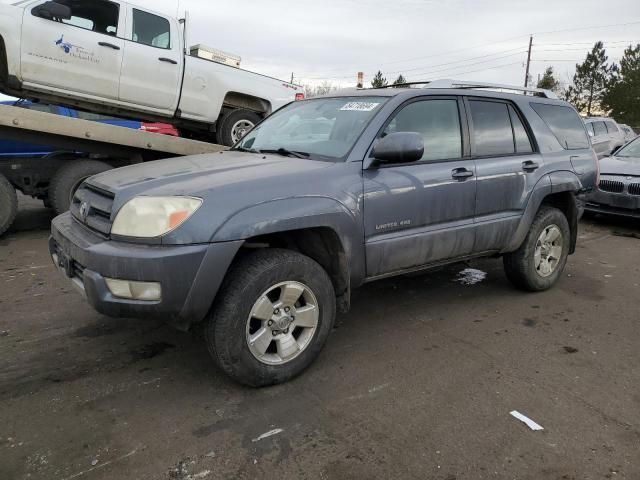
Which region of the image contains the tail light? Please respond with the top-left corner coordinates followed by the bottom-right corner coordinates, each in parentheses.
top-left (593, 150), bottom-right (600, 186)
top-left (295, 93), bottom-right (305, 101)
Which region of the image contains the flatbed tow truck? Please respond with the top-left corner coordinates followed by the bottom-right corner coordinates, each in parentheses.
top-left (0, 103), bottom-right (226, 235)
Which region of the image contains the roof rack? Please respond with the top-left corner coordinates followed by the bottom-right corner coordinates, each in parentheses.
top-left (372, 79), bottom-right (558, 99)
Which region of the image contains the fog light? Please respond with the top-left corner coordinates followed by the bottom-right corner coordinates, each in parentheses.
top-left (105, 278), bottom-right (162, 301)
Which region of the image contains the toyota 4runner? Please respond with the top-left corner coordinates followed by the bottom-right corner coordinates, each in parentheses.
top-left (50, 80), bottom-right (599, 386)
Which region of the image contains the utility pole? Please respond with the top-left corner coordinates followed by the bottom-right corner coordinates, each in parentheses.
top-left (524, 35), bottom-right (533, 87)
top-left (290, 72), bottom-right (294, 84)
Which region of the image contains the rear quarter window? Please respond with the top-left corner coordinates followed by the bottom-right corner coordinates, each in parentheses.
top-left (530, 103), bottom-right (589, 150)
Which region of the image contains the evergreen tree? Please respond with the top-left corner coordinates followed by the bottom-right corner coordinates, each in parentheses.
top-left (392, 74), bottom-right (407, 87)
top-left (371, 71), bottom-right (388, 88)
top-left (565, 42), bottom-right (613, 116)
top-left (602, 44), bottom-right (640, 127)
top-left (537, 67), bottom-right (560, 92)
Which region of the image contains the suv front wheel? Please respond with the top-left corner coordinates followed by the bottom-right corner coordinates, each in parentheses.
top-left (504, 206), bottom-right (570, 291)
top-left (205, 249), bottom-right (336, 387)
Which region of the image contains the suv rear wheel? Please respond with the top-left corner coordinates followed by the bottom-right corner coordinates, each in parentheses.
top-left (205, 249), bottom-right (336, 387)
top-left (503, 206), bottom-right (570, 291)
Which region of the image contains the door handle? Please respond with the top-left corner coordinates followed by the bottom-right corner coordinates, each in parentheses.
top-left (159, 57), bottom-right (178, 64)
top-left (98, 42), bottom-right (120, 50)
top-left (522, 160), bottom-right (540, 172)
top-left (451, 168), bottom-right (474, 180)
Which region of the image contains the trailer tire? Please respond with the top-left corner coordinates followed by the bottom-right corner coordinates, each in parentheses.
top-left (0, 173), bottom-right (18, 236)
top-left (216, 109), bottom-right (261, 146)
top-left (49, 160), bottom-right (111, 215)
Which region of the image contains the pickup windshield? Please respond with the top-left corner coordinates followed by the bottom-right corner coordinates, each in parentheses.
top-left (235, 96), bottom-right (387, 160)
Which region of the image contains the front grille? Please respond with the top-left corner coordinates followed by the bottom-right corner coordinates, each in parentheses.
top-left (598, 180), bottom-right (624, 193)
top-left (629, 183), bottom-right (640, 196)
top-left (70, 183), bottom-right (115, 235)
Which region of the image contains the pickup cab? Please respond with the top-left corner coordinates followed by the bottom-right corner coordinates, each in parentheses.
top-left (0, 0), bottom-right (303, 145)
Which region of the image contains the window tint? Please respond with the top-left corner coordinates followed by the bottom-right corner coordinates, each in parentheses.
top-left (132, 9), bottom-right (170, 49)
top-left (469, 101), bottom-right (515, 156)
top-left (383, 99), bottom-right (462, 161)
top-left (530, 103), bottom-right (590, 149)
top-left (56, 0), bottom-right (119, 35)
top-left (593, 121), bottom-right (607, 136)
top-left (508, 105), bottom-right (533, 153)
top-left (605, 121), bottom-right (619, 133)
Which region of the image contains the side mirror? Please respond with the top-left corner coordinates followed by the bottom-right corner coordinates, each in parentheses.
top-left (32, 1), bottom-right (72, 20)
top-left (371, 132), bottom-right (424, 165)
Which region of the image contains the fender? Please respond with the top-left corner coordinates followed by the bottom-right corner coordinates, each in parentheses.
top-left (211, 196), bottom-right (366, 286)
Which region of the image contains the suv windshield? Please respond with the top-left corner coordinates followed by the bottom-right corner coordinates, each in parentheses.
top-left (616, 137), bottom-right (640, 158)
top-left (235, 97), bottom-right (386, 160)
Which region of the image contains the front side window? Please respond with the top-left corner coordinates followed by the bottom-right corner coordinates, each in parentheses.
top-left (132, 9), bottom-right (170, 49)
top-left (38, 0), bottom-right (120, 35)
top-left (236, 96), bottom-right (387, 160)
top-left (382, 99), bottom-right (462, 161)
top-left (469, 100), bottom-right (515, 156)
top-left (530, 103), bottom-right (590, 149)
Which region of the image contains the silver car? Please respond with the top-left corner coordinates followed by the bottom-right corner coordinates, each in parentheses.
top-left (586, 137), bottom-right (640, 218)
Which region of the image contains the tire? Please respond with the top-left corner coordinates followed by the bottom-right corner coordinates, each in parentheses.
top-left (504, 206), bottom-right (571, 292)
top-left (0, 173), bottom-right (18, 236)
top-left (216, 109), bottom-right (261, 146)
top-left (205, 249), bottom-right (336, 387)
top-left (49, 160), bottom-right (111, 215)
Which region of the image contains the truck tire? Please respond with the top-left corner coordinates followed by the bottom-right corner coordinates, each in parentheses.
top-left (49, 160), bottom-right (111, 215)
top-left (0, 173), bottom-right (18, 236)
top-left (216, 109), bottom-right (261, 146)
top-left (503, 206), bottom-right (570, 292)
top-left (205, 248), bottom-right (336, 387)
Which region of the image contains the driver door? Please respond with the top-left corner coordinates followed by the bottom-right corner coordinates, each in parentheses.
top-left (20, 0), bottom-right (125, 100)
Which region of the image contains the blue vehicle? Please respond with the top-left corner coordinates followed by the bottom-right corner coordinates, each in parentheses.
top-left (0, 100), bottom-right (144, 235)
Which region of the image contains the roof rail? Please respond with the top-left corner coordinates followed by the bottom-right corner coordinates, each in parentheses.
top-left (423, 79), bottom-right (559, 99)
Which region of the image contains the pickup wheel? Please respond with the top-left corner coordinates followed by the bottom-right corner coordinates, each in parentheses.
top-left (216, 109), bottom-right (261, 146)
top-left (503, 206), bottom-right (570, 292)
top-left (49, 160), bottom-right (111, 215)
top-left (205, 248), bottom-right (336, 387)
top-left (0, 173), bottom-right (18, 236)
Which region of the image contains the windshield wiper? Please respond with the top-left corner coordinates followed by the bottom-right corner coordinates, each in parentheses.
top-left (234, 146), bottom-right (262, 154)
top-left (260, 148), bottom-right (310, 159)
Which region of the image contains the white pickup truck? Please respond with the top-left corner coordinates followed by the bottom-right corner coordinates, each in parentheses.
top-left (0, 0), bottom-right (303, 145)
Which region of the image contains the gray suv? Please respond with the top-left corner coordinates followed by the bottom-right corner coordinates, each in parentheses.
top-left (50, 81), bottom-right (598, 386)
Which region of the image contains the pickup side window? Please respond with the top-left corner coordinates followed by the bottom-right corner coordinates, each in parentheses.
top-left (530, 103), bottom-right (590, 149)
top-left (33, 0), bottom-right (120, 36)
top-left (382, 99), bottom-right (463, 161)
top-left (132, 9), bottom-right (171, 49)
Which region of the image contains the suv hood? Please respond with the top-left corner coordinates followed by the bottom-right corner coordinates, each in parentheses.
top-left (600, 155), bottom-right (640, 176)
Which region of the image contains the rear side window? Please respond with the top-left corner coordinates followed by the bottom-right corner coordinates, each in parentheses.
top-left (58, 0), bottom-right (119, 35)
top-left (605, 121), bottom-right (619, 133)
top-left (530, 103), bottom-right (589, 149)
top-left (383, 99), bottom-right (462, 161)
top-left (508, 105), bottom-right (533, 153)
top-left (469, 101), bottom-right (515, 156)
top-left (593, 121), bottom-right (607, 136)
top-left (132, 9), bottom-right (170, 49)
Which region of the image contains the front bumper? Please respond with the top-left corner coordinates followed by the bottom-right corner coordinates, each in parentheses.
top-left (585, 189), bottom-right (640, 218)
top-left (50, 213), bottom-right (242, 330)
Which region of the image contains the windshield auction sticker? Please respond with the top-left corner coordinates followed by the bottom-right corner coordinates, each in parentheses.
top-left (340, 102), bottom-right (380, 112)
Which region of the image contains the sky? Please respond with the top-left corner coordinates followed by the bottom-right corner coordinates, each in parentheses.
top-left (131, 0), bottom-right (640, 89)
top-left (2, 0), bottom-right (640, 92)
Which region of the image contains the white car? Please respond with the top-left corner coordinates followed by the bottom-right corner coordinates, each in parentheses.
top-left (584, 117), bottom-right (626, 158)
top-left (0, 0), bottom-right (303, 145)
top-left (619, 124), bottom-right (637, 143)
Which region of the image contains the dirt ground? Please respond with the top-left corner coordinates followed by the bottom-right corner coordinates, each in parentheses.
top-left (1, 196), bottom-right (639, 480)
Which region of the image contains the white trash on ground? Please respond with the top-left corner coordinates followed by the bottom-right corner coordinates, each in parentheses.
top-left (510, 410), bottom-right (544, 431)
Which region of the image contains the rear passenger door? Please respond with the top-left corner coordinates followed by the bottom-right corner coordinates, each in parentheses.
top-left (119, 6), bottom-right (182, 112)
top-left (467, 98), bottom-right (541, 252)
top-left (363, 97), bottom-right (477, 277)
top-left (591, 121), bottom-right (610, 158)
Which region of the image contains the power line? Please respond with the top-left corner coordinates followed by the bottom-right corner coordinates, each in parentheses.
top-left (534, 20), bottom-right (640, 36)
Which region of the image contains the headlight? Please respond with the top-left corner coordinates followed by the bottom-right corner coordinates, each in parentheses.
top-left (111, 196), bottom-right (202, 238)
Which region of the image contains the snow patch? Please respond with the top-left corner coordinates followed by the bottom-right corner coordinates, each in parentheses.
top-left (455, 268), bottom-right (487, 285)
